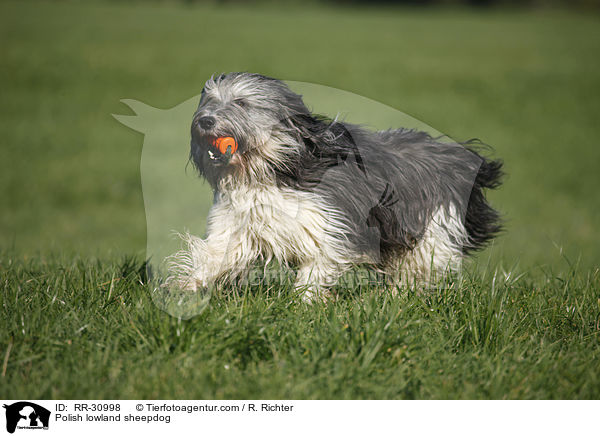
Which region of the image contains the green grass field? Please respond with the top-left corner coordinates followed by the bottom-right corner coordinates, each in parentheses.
top-left (1, 0), bottom-right (600, 399)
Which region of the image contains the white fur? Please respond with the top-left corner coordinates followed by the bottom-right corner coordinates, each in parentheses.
top-left (167, 182), bottom-right (358, 301)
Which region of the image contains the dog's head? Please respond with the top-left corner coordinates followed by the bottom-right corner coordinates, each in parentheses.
top-left (190, 72), bottom-right (312, 189)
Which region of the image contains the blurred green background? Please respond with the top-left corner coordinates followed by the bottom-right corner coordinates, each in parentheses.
top-left (1, 0), bottom-right (599, 271)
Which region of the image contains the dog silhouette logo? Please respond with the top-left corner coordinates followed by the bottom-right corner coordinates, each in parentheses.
top-left (3, 402), bottom-right (50, 434)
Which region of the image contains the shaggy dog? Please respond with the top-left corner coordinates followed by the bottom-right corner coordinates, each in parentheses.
top-left (168, 72), bottom-right (502, 301)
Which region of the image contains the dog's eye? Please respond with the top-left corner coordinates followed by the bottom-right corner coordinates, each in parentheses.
top-left (234, 99), bottom-right (247, 108)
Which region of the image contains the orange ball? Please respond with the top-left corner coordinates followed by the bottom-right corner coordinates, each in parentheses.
top-left (212, 136), bottom-right (238, 155)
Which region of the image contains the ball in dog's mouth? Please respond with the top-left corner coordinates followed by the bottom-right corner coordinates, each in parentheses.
top-left (208, 136), bottom-right (238, 160)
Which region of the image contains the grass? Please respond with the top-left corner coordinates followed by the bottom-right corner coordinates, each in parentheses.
top-left (1, 255), bottom-right (599, 399)
top-left (1, 0), bottom-right (600, 398)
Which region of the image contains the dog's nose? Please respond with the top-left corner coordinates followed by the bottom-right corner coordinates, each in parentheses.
top-left (197, 116), bottom-right (216, 130)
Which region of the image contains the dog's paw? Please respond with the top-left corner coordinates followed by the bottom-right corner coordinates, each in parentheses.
top-left (164, 271), bottom-right (207, 293)
top-left (299, 286), bottom-right (332, 304)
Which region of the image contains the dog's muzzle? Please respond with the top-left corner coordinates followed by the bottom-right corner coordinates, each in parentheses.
top-left (191, 113), bottom-right (240, 165)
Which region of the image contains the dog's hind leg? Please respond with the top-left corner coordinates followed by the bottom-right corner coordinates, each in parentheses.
top-left (395, 205), bottom-right (466, 287)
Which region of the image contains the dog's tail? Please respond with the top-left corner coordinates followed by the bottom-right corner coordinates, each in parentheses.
top-left (463, 150), bottom-right (503, 253)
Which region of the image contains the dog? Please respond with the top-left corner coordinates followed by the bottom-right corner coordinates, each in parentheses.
top-left (167, 72), bottom-right (502, 302)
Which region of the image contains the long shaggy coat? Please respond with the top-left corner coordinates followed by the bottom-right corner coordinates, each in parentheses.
top-left (168, 72), bottom-right (502, 301)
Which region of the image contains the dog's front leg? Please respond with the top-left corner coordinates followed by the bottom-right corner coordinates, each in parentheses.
top-left (167, 226), bottom-right (251, 292)
top-left (295, 260), bottom-right (342, 303)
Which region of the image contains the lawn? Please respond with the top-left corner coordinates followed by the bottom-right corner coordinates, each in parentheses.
top-left (1, 0), bottom-right (599, 399)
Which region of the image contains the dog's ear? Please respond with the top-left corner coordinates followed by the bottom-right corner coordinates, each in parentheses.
top-left (284, 112), bottom-right (316, 141)
top-left (285, 114), bottom-right (367, 174)
top-left (283, 112), bottom-right (339, 154)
